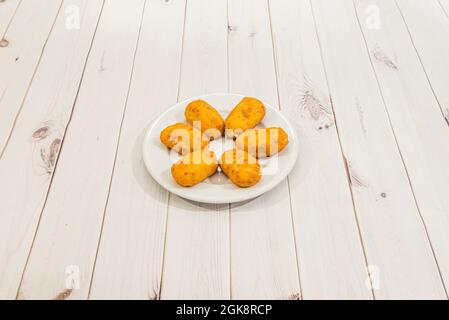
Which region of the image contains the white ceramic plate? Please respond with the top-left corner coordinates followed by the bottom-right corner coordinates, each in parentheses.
top-left (143, 94), bottom-right (299, 204)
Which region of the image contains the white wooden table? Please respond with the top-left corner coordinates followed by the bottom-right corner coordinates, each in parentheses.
top-left (1, 0), bottom-right (449, 300)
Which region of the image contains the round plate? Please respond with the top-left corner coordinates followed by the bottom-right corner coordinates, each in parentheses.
top-left (143, 94), bottom-right (299, 204)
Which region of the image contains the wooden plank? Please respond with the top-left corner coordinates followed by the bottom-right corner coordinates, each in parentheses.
top-left (16, 0), bottom-right (146, 300)
top-left (0, 0), bottom-right (21, 36)
top-left (227, 0), bottom-right (300, 300)
top-left (160, 0), bottom-right (230, 300)
top-left (355, 0), bottom-right (449, 294)
top-left (0, 0), bottom-right (104, 300)
top-left (0, 0), bottom-right (63, 154)
top-left (396, 0), bottom-right (449, 124)
top-left (311, 0), bottom-right (446, 299)
top-left (89, 0), bottom-right (186, 300)
top-left (269, 0), bottom-right (371, 299)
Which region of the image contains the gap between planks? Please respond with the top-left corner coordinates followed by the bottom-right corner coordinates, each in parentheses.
top-left (156, 0), bottom-right (189, 301)
top-left (266, 0), bottom-right (304, 298)
top-left (0, 0), bottom-right (22, 39)
top-left (308, 0), bottom-right (374, 299)
top-left (394, 0), bottom-right (449, 129)
top-left (87, 0), bottom-right (148, 299)
top-left (351, 0), bottom-right (448, 297)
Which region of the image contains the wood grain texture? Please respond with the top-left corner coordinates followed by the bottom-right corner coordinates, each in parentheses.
top-left (227, 0), bottom-right (300, 300)
top-left (311, 0), bottom-right (446, 299)
top-left (0, 0), bottom-right (63, 154)
top-left (396, 0), bottom-right (449, 124)
top-left (355, 0), bottom-right (449, 293)
top-left (0, 0), bottom-right (21, 36)
top-left (17, 0), bottom-right (146, 300)
top-left (160, 0), bottom-right (230, 300)
top-left (269, 0), bottom-right (371, 299)
top-left (0, 0), bottom-right (104, 300)
top-left (89, 0), bottom-right (186, 300)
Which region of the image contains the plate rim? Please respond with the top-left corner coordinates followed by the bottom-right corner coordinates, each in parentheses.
top-left (142, 93), bottom-right (299, 204)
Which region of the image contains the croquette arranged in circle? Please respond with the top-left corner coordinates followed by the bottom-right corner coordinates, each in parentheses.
top-left (185, 99), bottom-right (225, 140)
top-left (160, 123), bottom-right (208, 155)
top-left (220, 149), bottom-right (262, 188)
top-left (171, 149), bottom-right (218, 187)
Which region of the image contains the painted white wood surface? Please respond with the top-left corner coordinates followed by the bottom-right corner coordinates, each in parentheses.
top-left (89, 0), bottom-right (186, 300)
top-left (311, 0), bottom-right (446, 299)
top-left (227, 0), bottom-right (300, 300)
top-left (0, 0), bottom-right (21, 36)
top-left (355, 0), bottom-right (449, 291)
top-left (160, 0), bottom-right (230, 300)
top-left (0, 0), bottom-right (62, 154)
top-left (0, 0), bottom-right (104, 300)
top-left (269, 0), bottom-right (371, 299)
top-left (17, 0), bottom-right (146, 300)
top-left (396, 0), bottom-right (449, 123)
top-left (0, 0), bottom-right (448, 300)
